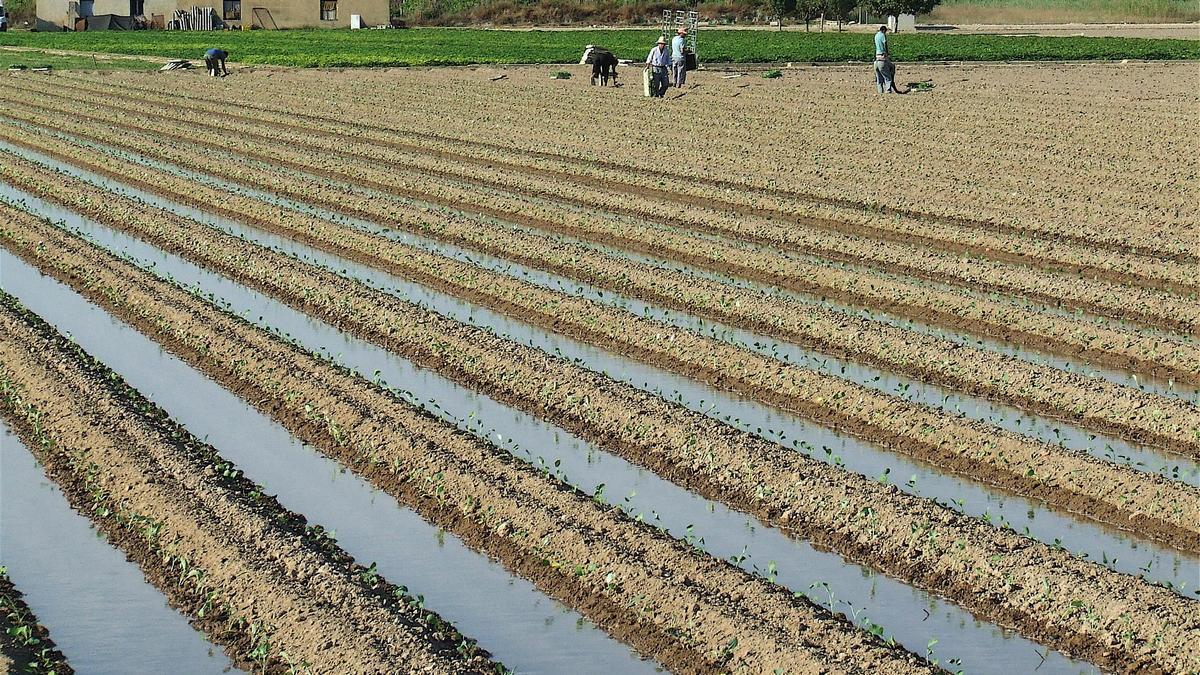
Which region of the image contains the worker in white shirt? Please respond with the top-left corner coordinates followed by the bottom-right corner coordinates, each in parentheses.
top-left (645, 36), bottom-right (671, 97)
top-left (671, 28), bottom-right (688, 87)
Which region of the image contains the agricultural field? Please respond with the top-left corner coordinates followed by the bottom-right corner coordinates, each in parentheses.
top-left (0, 58), bottom-right (1197, 674)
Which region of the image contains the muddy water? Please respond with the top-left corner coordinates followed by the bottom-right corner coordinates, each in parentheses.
top-left (3, 124), bottom-right (1192, 409)
top-left (4, 138), bottom-right (1194, 486)
top-left (0, 196), bottom-right (1120, 673)
top-left (2, 149), bottom-right (1196, 588)
top-left (0, 423), bottom-right (235, 674)
top-left (0, 254), bottom-right (659, 675)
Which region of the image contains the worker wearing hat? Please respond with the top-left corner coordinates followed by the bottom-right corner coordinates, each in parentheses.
top-left (645, 35), bottom-right (671, 97)
top-left (671, 27), bottom-right (689, 87)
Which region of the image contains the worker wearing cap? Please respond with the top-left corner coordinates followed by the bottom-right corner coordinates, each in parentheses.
top-left (873, 26), bottom-right (895, 94)
top-left (671, 28), bottom-right (688, 87)
top-left (204, 47), bottom-right (228, 77)
top-left (645, 36), bottom-right (671, 97)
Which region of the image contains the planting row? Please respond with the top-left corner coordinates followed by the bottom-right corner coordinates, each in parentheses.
top-left (9, 83), bottom-right (1197, 394)
top-left (10, 78), bottom-right (1196, 342)
top-left (5, 151), bottom-right (1197, 556)
top-left (47, 72), bottom-right (1198, 298)
top-left (5, 195), bottom-right (1094, 674)
top-left (5, 148), bottom-right (1198, 553)
top-left (2, 422), bottom-right (237, 674)
top-left (0, 203), bottom-right (951, 674)
top-left (59, 68), bottom-right (1200, 263)
top-left (6, 155), bottom-right (1195, 599)
top-left (4, 176), bottom-right (1195, 667)
top-left (0, 565), bottom-right (72, 674)
top-left (2, 247), bottom-right (661, 675)
top-left (3, 118), bottom-right (1195, 473)
top-left (0, 292), bottom-right (502, 674)
top-left (4, 132), bottom-right (1197, 510)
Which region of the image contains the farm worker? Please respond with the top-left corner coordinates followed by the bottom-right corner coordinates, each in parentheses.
top-left (873, 26), bottom-right (900, 94)
top-left (204, 47), bottom-right (229, 77)
top-left (671, 28), bottom-right (688, 87)
top-left (645, 36), bottom-right (671, 97)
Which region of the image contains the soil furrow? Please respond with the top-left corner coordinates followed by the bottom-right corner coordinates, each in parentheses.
top-left (0, 571), bottom-right (73, 675)
top-left (5, 178), bottom-right (1199, 673)
top-left (62, 73), bottom-right (1200, 299)
top-left (3, 120), bottom-right (1196, 465)
top-left (8, 78), bottom-right (1195, 336)
top-left (4, 151), bottom-right (1197, 555)
top-left (0, 294), bottom-right (501, 675)
top-left (7, 88), bottom-right (1197, 387)
top-left (56, 70), bottom-right (1200, 266)
top-left (0, 204), bottom-right (937, 675)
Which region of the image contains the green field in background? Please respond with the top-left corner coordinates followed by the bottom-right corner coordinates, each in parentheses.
top-left (2, 29), bottom-right (1197, 68)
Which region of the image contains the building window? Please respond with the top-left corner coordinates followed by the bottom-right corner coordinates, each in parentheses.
top-left (320, 0), bottom-right (336, 20)
top-left (223, 0), bottom-right (240, 19)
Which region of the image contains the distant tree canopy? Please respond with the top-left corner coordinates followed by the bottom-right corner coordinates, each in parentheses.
top-left (866, 0), bottom-right (942, 17)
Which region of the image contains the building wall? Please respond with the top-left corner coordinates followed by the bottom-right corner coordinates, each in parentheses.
top-left (37, 0), bottom-right (386, 28)
top-left (242, 0), bottom-right (387, 28)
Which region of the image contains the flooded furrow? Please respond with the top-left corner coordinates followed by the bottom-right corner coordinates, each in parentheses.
top-left (0, 251), bottom-right (657, 675)
top-left (0, 422), bottom-right (234, 674)
top-left (2, 141), bottom-right (1195, 484)
top-left (4, 125), bottom-right (1190, 421)
top-left (19, 77), bottom-right (1191, 342)
top-left (2, 117), bottom-right (1193, 409)
top-left (0, 191), bottom-right (1105, 673)
top-left (4, 175), bottom-right (1195, 593)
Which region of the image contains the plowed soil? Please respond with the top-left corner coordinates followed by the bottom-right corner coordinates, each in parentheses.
top-left (0, 294), bottom-right (501, 674)
top-left (1, 61), bottom-right (1196, 675)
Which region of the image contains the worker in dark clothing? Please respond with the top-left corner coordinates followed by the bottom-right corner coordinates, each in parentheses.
top-left (591, 50), bottom-right (619, 86)
top-left (204, 48), bottom-right (229, 77)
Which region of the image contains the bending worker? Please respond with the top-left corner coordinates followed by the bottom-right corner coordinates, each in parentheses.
top-left (671, 27), bottom-right (688, 88)
top-left (645, 36), bottom-right (671, 97)
top-left (204, 47), bottom-right (229, 77)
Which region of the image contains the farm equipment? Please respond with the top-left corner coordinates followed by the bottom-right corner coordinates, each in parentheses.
top-left (660, 9), bottom-right (699, 69)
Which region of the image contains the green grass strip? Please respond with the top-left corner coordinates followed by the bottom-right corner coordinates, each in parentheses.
top-left (2, 28), bottom-right (1197, 67)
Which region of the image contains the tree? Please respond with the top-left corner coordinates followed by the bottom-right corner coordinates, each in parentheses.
top-left (796, 0), bottom-right (824, 31)
top-left (826, 0), bottom-right (856, 30)
top-left (866, 0), bottom-right (941, 30)
top-left (768, 0), bottom-right (795, 30)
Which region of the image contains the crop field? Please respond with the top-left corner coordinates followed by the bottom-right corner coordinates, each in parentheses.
top-left (3, 28), bottom-right (1200, 67)
top-left (0, 60), bottom-right (1197, 674)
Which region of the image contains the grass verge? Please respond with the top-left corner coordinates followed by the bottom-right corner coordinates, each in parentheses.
top-left (1, 28), bottom-right (1197, 67)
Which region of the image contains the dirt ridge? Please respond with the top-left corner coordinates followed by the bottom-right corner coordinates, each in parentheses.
top-left (4, 184), bottom-right (1198, 672)
top-left (8, 88), bottom-right (1199, 389)
top-left (0, 205), bottom-right (939, 674)
top-left (5, 150), bottom-right (1197, 558)
top-left (0, 571), bottom-right (73, 675)
top-left (0, 293), bottom-right (503, 675)
top-left (3, 120), bottom-right (1196, 464)
top-left (54, 71), bottom-right (1200, 266)
top-left (10, 79), bottom-right (1196, 337)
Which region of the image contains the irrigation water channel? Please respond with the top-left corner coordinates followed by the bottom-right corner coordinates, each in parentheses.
top-left (0, 188), bottom-right (1157, 675)
top-left (17, 75), bottom-right (1193, 353)
top-left (31, 77), bottom-right (1196, 351)
top-left (0, 253), bottom-right (661, 675)
top-left (2, 135), bottom-right (1195, 485)
top-left (0, 422), bottom-right (235, 674)
top-left (6, 141), bottom-right (1200, 579)
top-left (3, 145), bottom-right (1196, 589)
top-left (7, 113), bottom-right (1195, 411)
